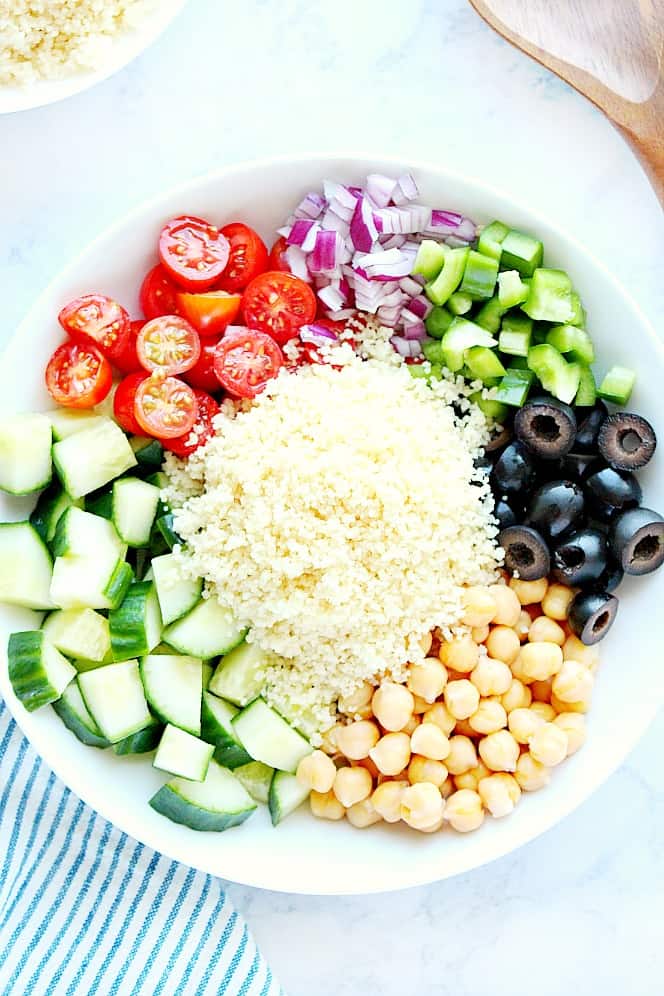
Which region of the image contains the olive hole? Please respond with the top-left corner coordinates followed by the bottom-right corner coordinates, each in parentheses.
top-left (619, 429), bottom-right (641, 453)
top-left (633, 534), bottom-right (660, 561)
top-left (532, 414), bottom-right (560, 442)
top-left (559, 546), bottom-right (584, 569)
top-left (592, 611), bottom-right (610, 632)
top-left (509, 543), bottom-right (535, 567)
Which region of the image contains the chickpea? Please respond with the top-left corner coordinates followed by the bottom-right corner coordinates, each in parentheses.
top-left (372, 681), bottom-right (414, 732)
top-left (562, 635), bottom-right (600, 672)
top-left (552, 660), bottom-right (594, 704)
top-left (508, 707), bottom-right (544, 744)
top-left (509, 576), bottom-right (549, 605)
top-left (440, 777), bottom-right (454, 798)
top-left (408, 755), bottom-right (449, 788)
top-left (517, 641), bottom-right (564, 681)
top-left (529, 723), bottom-right (568, 767)
top-left (515, 752), bottom-right (551, 791)
top-left (488, 584), bottom-right (521, 627)
top-left (410, 722), bottom-right (450, 761)
top-left (439, 634), bottom-right (480, 674)
top-left (530, 678), bottom-right (553, 703)
top-left (528, 615), bottom-right (566, 645)
top-left (296, 750), bottom-right (337, 793)
top-left (310, 790), bottom-right (345, 820)
top-left (471, 624), bottom-right (490, 644)
top-left (371, 780), bottom-right (408, 822)
top-left (530, 701), bottom-right (556, 723)
top-left (333, 765), bottom-right (373, 808)
top-left (515, 610), bottom-right (532, 642)
top-left (419, 630), bottom-right (433, 657)
top-left (369, 732), bottom-right (411, 776)
top-left (478, 730), bottom-right (520, 772)
top-left (335, 720), bottom-right (380, 760)
top-left (501, 678), bottom-right (532, 713)
top-left (485, 626), bottom-right (521, 666)
top-left (551, 692), bottom-right (589, 714)
top-left (478, 772), bottom-right (521, 817)
top-left (346, 797), bottom-right (382, 828)
top-left (471, 655), bottom-right (513, 696)
top-left (338, 681), bottom-right (374, 716)
top-left (411, 694), bottom-right (432, 714)
top-left (423, 702), bottom-right (456, 736)
top-left (443, 789), bottom-right (485, 832)
top-left (509, 652), bottom-right (530, 684)
top-left (554, 713), bottom-right (587, 755)
top-left (319, 725), bottom-right (342, 755)
top-left (444, 679), bottom-right (480, 720)
top-left (407, 657), bottom-right (448, 704)
top-left (400, 714), bottom-right (418, 735)
top-left (354, 756), bottom-right (380, 780)
top-left (469, 699), bottom-right (507, 735)
top-left (417, 816), bottom-right (445, 834)
top-left (444, 735), bottom-right (478, 775)
top-left (454, 760), bottom-right (490, 791)
top-left (461, 585), bottom-right (497, 628)
top-left (542, 583), bottom-right (575, 620)
top-left (452, 717), bottom-right (476, 738)
top-left (400, 782), bottom-right (445, 831)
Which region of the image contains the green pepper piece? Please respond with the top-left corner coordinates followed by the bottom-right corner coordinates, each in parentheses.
top-left (568, 292), bottom-right (586, 327)
top-left (546, 325), bottom-right (595, 365)
top-left (447, 291), bottom-right (473, 316)
top-left (425, 306), bottom-right (454, 339)
top-left (475, 295), bottom-right (506, 334)
top-left (425, 248), bottom-right (469, 306)
top-left (422, 339), bottom-right (445, 364)
top-left (499, 320), bottom-right (532, 357)
top-left (413, 240), bottom-right (447, 281)
top-left (597, 366), bottom-right (636, 405)
top-left (440, 318), bottom-right (498, 373)
top-left (494, 367), bottom-right (535, 407)
top-left (527, 344), bottom-right (582, 404)
top-left (522, 268), bottom-right (576, 323)
top-left (498, 269), bottom-right (529, 309)
top-left (575, 365), bottom-right (597, 406)
top-left (465, 346), bottom-right (506, 383)
top-left (469, 391), bottom-right (509, 421)
top-left (477, 220), bottom-right (510, 262)
top-left (500, 229), bottom-right (544, 277)
top-left (459, 250), bottom-right (499, 300)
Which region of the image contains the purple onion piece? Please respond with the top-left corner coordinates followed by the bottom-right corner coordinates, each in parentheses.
top-left (350, 196), bottom-right (379, 253)
top-left (366, 173), bottom-right (397, 208)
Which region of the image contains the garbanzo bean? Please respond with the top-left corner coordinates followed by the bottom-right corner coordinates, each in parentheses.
top-left (488, 584), bottom-right (521, 626)
top-left (471, 655), bottom-right (513, 696)
top-left (444, 679), bottom-right (480, 720)
top-left (468, 699), bottom-right (507, 735)
top-left (422, 702), bottom-right (456, 736)
top-left (369, 732), bottom-right (411, 776)
top-left (501, 678), bottom-right (532, 713)
top-left (528, 615), bottom-right (566, 645)
top-left (478, 730), bottom-right (520, 772)
top-left (439, 634), bottom-right (480, 674)
top-left (346, 797), bottom-right (382, 828)
top-left (400, 782), bottom-right (445, 831)
top-left (515, 752), bottom-right (551, 791)
top-left (517, 641), bottom-right (564, 681)
top-left (461, 586), bottom-right (497, 628)
top-left (453, 760), bottom-right (490, 791)
top-left (310, 790), bottom-right (345, 820)
top-left (371, 780), bottom-right (409, 822)
top-left (333, 766), bottom-right (373, 808)
top-left (443, 789), bottom-right (484, 832)
top-left (407, 657), bottom-right (448, 703)
top-left (529, 722), bottom-right (568, 767)
top-left (445, 735), bottom-right (478, 775)
top-left (552, 660), bottom-right (594, 703)
top-left (478, 772), bottom-right (521, 817)
top-left (509, 576), bottom-right (549, 605)
top-left (485, 626), bottom-right (521, 665)
top-left (542, 583), bottom-right (575, 620)
top-left (408, 756), bottom-right (449, 788)
top-left (553, 713), bottom-right (587, 755)
top-left (371, 681), bottom-right (414, 732)
top-left (296, 750), bottom-right (337, 793)
top-left (410, 722), bottom-right (450, 761)
top-left (335, 720), bottom-right (380, 760)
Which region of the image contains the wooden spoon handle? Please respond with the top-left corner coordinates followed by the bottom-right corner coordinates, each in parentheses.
top-left (614, 75), bottom-right (664, 204)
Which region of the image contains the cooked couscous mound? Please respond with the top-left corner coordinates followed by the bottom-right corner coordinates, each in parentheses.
top-left (165, 354), bottom-right (501, 733)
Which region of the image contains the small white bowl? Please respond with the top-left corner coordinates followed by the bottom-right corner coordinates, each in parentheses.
top-left (0, 0), bottom-right (188, 115)
top-left (1, 155), bottom-right (662, 894)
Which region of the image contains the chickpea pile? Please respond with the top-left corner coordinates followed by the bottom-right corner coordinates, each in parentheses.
top-left (296, 576), bottom-right (598, 834)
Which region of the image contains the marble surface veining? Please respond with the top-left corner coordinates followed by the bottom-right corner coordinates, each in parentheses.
top-left (1, 2), bottom-right (662, 994)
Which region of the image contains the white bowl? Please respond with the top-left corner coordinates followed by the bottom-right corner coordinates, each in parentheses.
top-left (0, 0), bottom-right (188, 115)
top-left (1, 155), bottom-right (663, 895)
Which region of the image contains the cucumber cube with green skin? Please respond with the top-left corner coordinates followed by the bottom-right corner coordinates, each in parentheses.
top-left (575, 365), bottom-right (597, 407)
top-left (0, 413), bottom-right (52, 495)
top-left (527, 344), bottom-right (582, 404)
top-left (79, 659), bottom-right (152, 743)
top-left (209, 641), bottom-right (268, 707)
top-left (129, 436), bottom-right (164, 469)
top-left (425, 248), bottom-right (469, 306)
top-left (154, 512), bottom-right (181, 552)
top-left (113, 719), bottom-right (162, 755)
top-left (42, 607), bottom-right (111, 662)
top-left (154, 724), bottom-right (214, 782)
top-left (494, 367), bottom-right (535, 407)
top-left (268, 770), bottom-right (310, 826)
top-left (500, 229), bottom-right (544, 277)
top-left (546, 325), bottom-right (595, 365)
top-left (84, 489), bottom-right (113, 520)
top-left (47, 408), bottom-right (106, 441)
top-left (232, 698), bottom-right (312, 774)
top-left (8, 630), bottom-right (75, 712)
top-left (477, 220), bottom-right (510, 261)
top-left (447, 291), bottom-right (473, 316)
top-left (498, 270), bottom-right (529, 309)
top-left (425, 306), bottom-right (454, 339)
top-left (440, 318), bottom-right (498, 373)
top-left (31, 483), bottom-right (83, 545)
top-left (522, 269), bottom-right (576, 323)
top-left (233, 761), bottom-right (274, 804)
top-left (412, 239), bottom-right (447, 281)
top-left (52, 681), bottom-right (110, 748)
top-left (469, 392), bottom-right (509, 422)
top-left (109, 581), bottom-right (163, 660)
top-left (422, 339), bottom-right (445, 365)
top-left (464, 347), bottom-right (506, 383)
top-left (201, 691), bottom-right (252, 769)
top-left (459, 250), bottom-right (499, 300)
top-left (598, 366), bottom-right (636, 405)
top-left (52, 418), bottom-right (137, 499)
top-left (475, 296), bottom-right (506, 334)
top-left (0, 522), bottom-right (54, 610)
top-left (149, 760), bottom-right (256, 833)
top-left (140, 654), bottom-right (202, 736)
top-left (52, 506), bottom-right (125, 560)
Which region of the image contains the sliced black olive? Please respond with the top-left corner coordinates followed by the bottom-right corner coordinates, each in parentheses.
top-left (525, 479), bottom-right (585, 541)
top-left (499, 525), bottom-right (550, 580)
top-left (552, 527), bottom-right (608, 586)
top-left (514, 396), bottom-right (577, 460)
top-left (568, 590), bottom-right (618, 645)
top-left (490, 441), bottom-right (537, 501)
top-left (573, 400), bottom-right (608, 453)
top-left (556, 452), bottom-right (598, 483)
top-left (583, 465), bottom-right (642, 522)
top-left (494, 498), bottom-right (517, 531)
top-left (609, 507), bottom-right (664, 575)
top-left (485, 424), bottom-right (513, 453)
top-left (597, 412), bottom-right (656, 471)
top-left (592, 558), bottom-right (624, 593)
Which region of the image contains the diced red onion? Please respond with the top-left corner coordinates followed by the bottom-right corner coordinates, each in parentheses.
top-left (294, 192), bottom-right (326, 220)
top-left (374, 205), bottom-right (432, 235)
top-left (401, 315), bottom-right (427, 340)
top-left (287, 219), bottom-right (319, 251)
top-left (328, 308), bottom-right (356, 321)
top-left (310, 230), bottom-right (344, 273)
top-left (390, 335), bottom-right (422, 358)
top-left (318, 283), bottom-right (345, 312)
top-left (399, 276), bottom-right (422, 297)
top-left (321, 208), bottom-right (350, 236)
top-left (376, 305), bottom-right (402, 327)
top-left (378, 288), bottom-right (407, 308)
top-left (407, 295), bottom-right (433, 320)
top-left (391, 173), bottom-right (419, 206)
top-left (276, 225), bottom-right (292, 238)
top-left (366, 173), bottom-right (397, 209)
top-left (284, 245), bottom-right (312, 282)
top-left (350, 196), bottom-right (379, 253)
top-left (300, 323), bottom-right (339, 345)
top-left (379, 233), bottom-right (407, 250)
top-left (425, 210), bottom-right (477, 242)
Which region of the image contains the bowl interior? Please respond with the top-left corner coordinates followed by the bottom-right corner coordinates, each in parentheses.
top-left (1, 155), bottom-right (663, 894)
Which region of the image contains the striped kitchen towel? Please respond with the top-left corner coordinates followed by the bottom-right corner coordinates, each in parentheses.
top-left (0, 700), bottom-right (283, 996)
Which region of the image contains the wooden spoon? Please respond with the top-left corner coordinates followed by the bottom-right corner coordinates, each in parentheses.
top-left (467, 0), bottom-right (664, 205)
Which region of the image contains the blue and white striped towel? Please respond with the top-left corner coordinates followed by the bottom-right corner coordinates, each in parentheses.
top-left (0, 700), bottom-right (283, 995)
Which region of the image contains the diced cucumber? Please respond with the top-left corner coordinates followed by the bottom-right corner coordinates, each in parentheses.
top-left (0, 413), bottom-right (52, 495)
top-left (0, 522), bottom-right (54, 610)
top-left (201, 691), bottom-right (252, 768)
top-left (412, 239), bottom-right (446, 281)
top-left (209, 641), bottom-right (268, 707)
top-left (109, 581), bottom-right (162, 660)
top-left (85, 488), bottom-right (113, 520)
top-left (47, 408), bottom-right (106, 441)
top-left (52, 681), bottom-right (109, 748)
top-left (498, 270), bottom-right (529, 309)
top-left (78, 659), bottom-right (152, 743)
top-left (575, 365), bottom-right (597, 407)
top-left (546, 325), bottom-right (595, 365)
top-left (469, 391), bottom-right (509, 422)
top-left (140, 653), bottom-right (202, 735)
top-left (477, 220), bottom-right (510, 261)
top-left (522, 268), bottom-right (575, 323)
top-left (464, 346), bottom-right (506, 383)
top-left (568, 291), bottom-right (586, 327)
top-left (459, 249), bottom-right (499, 300)
top-left (52, 506), bottom-right (125, 561)
top-left (154, 724), bottom-right (214, 782)
top-left (50, 554), bottom-right (133, 611)
top-left (31, 483), bottom-right (83, 545)
top-left (232, 698), bottom-right (312, 773)
top-left (113, 719), bottom-right (162, 755)
top-left (52, 418), bottom-right (137, 499)
top-left (268, 770), bottom-right (310, 826)
top-left (494, 367), bottom-right (535, 407)
top-left (162, 597), bottom-right (247, 659)
top-left (527, 344), bottom-right (582, 404)
top-left (151, 552), bottom-right (202, 626)
top-left (202, 661), bottom-right (213, 689)
top-left (8, 630), bottom-right (75, 712)
top-left (72, 651), bottom-right (113, 673)
top-left (598, 365), bottom-right (636, 405)
top-left (129, 436), bottom-right (164, 468)
top-left (440, 318), bottom-right (498, 373)
top-left (149, 759), bottom-right (256, 832)
top-left (233, 761), bottom-right (274, 804)
top-left (154, 512), bottom-right (181, 551)
top-left (421, 339), bottom-right (444, 365)
top-left (42, 608), bottom-right (110, 662)
top-left (500, 229), bottom-right (543, 277)
top-left (112, 477), bottom-right (160, 548)
top-left (425, 306), bottom-right (454, 339)
top-left (425, 247), bottom-right (469, 306)
top-left (146, 471), bottom-right (169, 491)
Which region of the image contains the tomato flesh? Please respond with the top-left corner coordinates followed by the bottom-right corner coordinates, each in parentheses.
top-left (134, 376), bottom-right (198, 440)
top-left (176, 290), bottom-right (242, 337)
top-left (113, 372), bottom-right (147, 434)
top-left (158, 216), bottom-right (230, 291)
top-left (136, 316), bottom-right (201, 376)
top-left (163, 390), bottom-right (220, 458)
top-left (183, 341), bottom-right (222, 394)
top-left (58, 294), bottom-right (130, 365)
top-left (213, 329), bottom-right (283, 398)
top-left (45, 341), bottom-right (113, 409)
top-left (140, 265), bottom-right (182, 320)
top-left (242, 272), bottom-right (316, 346)
top-left (112, 319), bottom-right (144, 374)
top-left (217, 223), bottom-right (268, 292)
top-left (267, 236), bottom-right (290, 273)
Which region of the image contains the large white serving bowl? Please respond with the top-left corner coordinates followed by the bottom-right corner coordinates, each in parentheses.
top-left (0, 0), bottom-right (188, 115)
top-left (1, 155), bottom-right (662, 895)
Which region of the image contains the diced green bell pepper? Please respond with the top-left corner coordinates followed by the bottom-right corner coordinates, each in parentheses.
top-left (475, 296), bottom-right (506, 334)
top-left (465, 347), bottom-right (506, 383)
top-left (477, 220), bottom-right (510, 262)
top-left (499, 314), bottom-right (533, 357)
top-left (422, 339), bottom-right (445, 364)
top-left (498, 269), bottom-right (529, 309)
top-left (522, 268), bottom-right (576, 323)
top-left (501, 229), bottom-right (544, 277)
top-left (470, 391), bottom-right (509, 422)
top-left (440, 318), bottom-right (498, 373)
top-left (568, 292), bottom-right (586, 327)
top-left (494, 367), bottom-right (535, 407)
top-left (425, 306), bottom-right (454, 339)
top-left (413, 240), bottom-right (447, 281)
top-left (575, 365), bottom-right (597, 406)
top-left (546, 324), bottom-right (595, 365)
top-left (459, 250), bottom-right (499, 300)
top-left (425, 248), bottom-right (469, 306)
top-left (408, 362), bottom-right (443, 384)
top-left (597, 365), bottom-right (636, 405)
top-left (527, 344), bottom-right (582, 404)
top-left (447, 291), bottom-right (473, 316)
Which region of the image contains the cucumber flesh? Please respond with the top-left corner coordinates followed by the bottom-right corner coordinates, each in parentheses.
top-left (52, 506), bottom-right (126, 560)
top-left (52, 681), bottom-right (109, 748)
top-left (232, 698), bottom-right (312, 773)
top-left (109, 581), bottom-right (162, 660)
top-left (42, 607), bottom-right (110, 662)
top-left (154, 724), bottom-right (214, 781)
top-left (130, 436), bottom-right (164, 468)
top-left (208, 640), bottom-right (268, 707)
top-left (575, 365), bottom-right (597, 407)
top-left (546, 325), bottom-right (595, 365)
top-left (31, 483), bottom-right (83, 545)
top-left (440, 318), bottom-right (497, 373)
top-left (112, 477), bottom-right (161, 547)
top-left (140, 653), bottom-right (202, 735)
top-left (154, 512), bottom-right (181, 551)
top-left (149, 759), bottom-right (256, 832)
top-left (8, 630), bottom-right (75, 712)
top-left (162, 597), bottom-right (247, 659)
top-left (497, 269), bottom-right (529, 309)
top-left (233, 761), bottom-right (274, 804)
top-left (412, 239), bottom-right (446, 281)
top-left (151, 552), bottom-right (202, 626)
top-left (459, 249), bottom-right (498, 300)
top-left (0, 522), bottom-right (54, 610)
top-left (425, 306), bottom-right (454, 339)
top-left (52, 418), bottom-right (137, 499)
top-left (464, 346), bottom-right (506, 383)
top-left (598, 365), bottom-right (636, 405)
top-left (522, 268), bottom-right (575, 323)
top-left (50, 553), bottom-right (133, 611)
top-left (494, 367), bottom-right (535, 407)
top-left (500, 229), bottom-right (543, 277)
top-left (201, 691), bottom-right (252, 768)
top-left (425, 247), bottom-right (469, 306)
top-left (0, 413), bottom-right (52, 495)
top-left (527, 344), bottom-right (582, 405)
top-left (477, 220), bottom-right (510, 261)
top-left (47, 408), bottom-right (106, 441)
top-left (113, 719), bottom-right (162, 755)
top-left (78, 659), bottom-right (152, 743)
top-left (268, 770), bottom-right (310, 826)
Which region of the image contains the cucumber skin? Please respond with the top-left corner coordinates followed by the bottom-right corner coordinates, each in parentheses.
top-left (149, 785), bottom-right (255, 832)
top-left (109, 581), bottom-right (156, 659)
top-left (200, 692), bottom-right (252, 769)
top-left (213, 743), bottom-right (253, 769)
top-left (8, 631), bottom-right (70, 712)
top-left (104, 561), bottom-right (134, 611)
top-left (113, 722), bottom-right (162, 755)
top-left (268, 770), bottom-right (310, 826)
top-left (30, 485), bottom-right (81, 544)
top-left (52, 695), bottom-right (110, 748)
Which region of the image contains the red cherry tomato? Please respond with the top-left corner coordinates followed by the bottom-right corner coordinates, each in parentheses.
top-left (267, 236), bottom-right (290, 272)
top-left (113, 371), bottom-right (148, 434)
top-left (112, 319), bottom-right (144, 374)
top-left (45, 341), bottom-right (113, 409)
top-left (213, 329), bottom-right (283, 398)
top-left (242, 272), bottom-right (316, 346)
top-left (217, 223), bottom-right (268, 292)
top-left (163, 390), bottom-right (220, 458)
top-left (158, 216), bottom-right (230, 291)
top-left (136, 316), bottom-right (201, 376)
top-left (134, 376), bottom-right (198, 440)
top-left (183, 341), bottom-right (221, 394)
top-left (139, 264), bottom-right (182, 320)
top-left (58, 294), bottom-right (130, 366)
top-left (176, 290), bottom-right (242, 337)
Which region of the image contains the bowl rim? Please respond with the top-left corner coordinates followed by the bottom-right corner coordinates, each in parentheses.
top-left (2, 152), bottom-right (663, 894)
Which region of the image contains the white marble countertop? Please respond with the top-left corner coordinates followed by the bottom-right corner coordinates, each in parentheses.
top-left (1, 1), bottom-right (662, 993)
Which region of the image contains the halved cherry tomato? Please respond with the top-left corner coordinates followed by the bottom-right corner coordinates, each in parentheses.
top-left (136, 316), bottom-right (201, 376)
top-left (112, 319), bottom-right (144, 374)
top-left (58, 294), bottom-right (130, 366)
top-left (45, 341), bottom-right (113, 409)
top-left (176, 290), bottom-right (242, 337)
top-left (217, 223), bottom-right (268, 292)
top-left (113, 371), bottom-right (148, 434)
top-left (139, 264), bottom-right (182, 320)
top-left (242, 272), bottom-right (316, 346)
top-left (183, 341), bottom-right (222, 394)
top-left (267, 236), bottom-right (289, 272)
top-left (134, 375), bottom-right (198, 440)
top-left (213, 329), bottom-right (283, 398)
top-left (163, 390), bottom-right (220, 458)
top-left (158, 216), bottom-right (230, 291)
